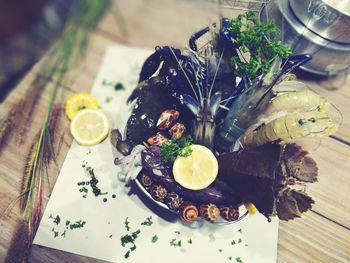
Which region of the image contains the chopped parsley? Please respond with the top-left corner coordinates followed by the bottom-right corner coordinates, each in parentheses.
top-left (141, 216), bottom-right (153, 226)
top-left (218, 249), bottom-right (223, 253)
top-left (187, 238), bottom-right (192, 244)
top-left (170, 239), bottom-right (182, 248)
top-left (151, 235), bottom-right (159, 243)
top-left (114, 82), bottom-right (125, 91)
top-left (78, 162), bottom-right (108, 200)
top-left (124, 217), bottom-right (130, 231)
top-left (236, 257), bottom-right (243, 263)
top-left (105, 96), bottom-right (113, 103)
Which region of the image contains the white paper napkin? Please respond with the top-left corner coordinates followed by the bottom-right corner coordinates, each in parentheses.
top-left (34, 45), bottom-right (279, 263)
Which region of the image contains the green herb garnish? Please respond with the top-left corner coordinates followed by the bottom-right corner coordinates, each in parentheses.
top-left (69, 220), bottom-right (86, 230)
top-left (229, 11), bottom-right (291, 80)
top-left (151, 235), bottom-right (159, 243)
top-left (170, 239), bottom-right (182, 248)
top-left (228, 256), bottom-right (232, 261)
top-left (218, 249), bottom-right (223, 253)
top-left (160, 136), bottom-right (193, 162)
top-left (187, 238), bottom-right (192, 244)
top-left (114, 82), bottom-right (126, 91)
top-left (237, 238), bottom-right (242, 244)
top-left (231, 240), bottom-right (236, 245)
top-left (105, 96), bottom-right (113, 103)
top-left (141, 216), bottom-right (153, 226)
top-left (236, 257), bottom-right (243, 263)
top-left (124, 217), bottom-right (130, 231)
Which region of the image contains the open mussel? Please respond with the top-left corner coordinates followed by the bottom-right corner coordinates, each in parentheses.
top-left (110, 128), bottom-right (132, 156)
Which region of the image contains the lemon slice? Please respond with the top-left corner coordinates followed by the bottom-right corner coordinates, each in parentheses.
top-left (70, 109), bottom-right (109, 146)
top-left (173, 144), bottom-right (218, 190)
top-left (65, 93), bottom-right (99, 120)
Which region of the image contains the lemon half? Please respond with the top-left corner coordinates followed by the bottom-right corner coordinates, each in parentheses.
top-left (70, 109), bottom-right (109, 146)
top-left (173, 144), bottom-right (218, 190)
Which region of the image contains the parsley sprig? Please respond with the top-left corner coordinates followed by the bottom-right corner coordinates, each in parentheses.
top-left (229, 11), bottom-right (291, 80)
top-left (160, 136), bottom-right (193, 162)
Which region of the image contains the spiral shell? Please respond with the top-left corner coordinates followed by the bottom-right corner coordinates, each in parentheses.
top-left (165, 192), bottom-right (183, 210)
top-left (219, 205), bottom-right (239, 222)
top-left (156, 109), bottom-right (180, 130)
top-left (139, 173), bottom-right (153, 191)
top-left (179, 202), bottom-right (199, 222)
top-left (199, 204), bottom-right (220, 222)
top-left (150, 184), bottom-right (167, 202)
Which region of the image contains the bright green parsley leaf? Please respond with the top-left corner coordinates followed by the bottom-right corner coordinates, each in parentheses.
top-left (160, 136), bottom-right (193, 162)
top-left (114, 82), bottom-right (125, 91)
top-left (105, 96), bottom-right (113, 103)
top-left (228, 11), bottom-right (291, 80)
top-left (236, 257), bottom-right (243, 263)
top-left (141, 216), bottom-right (153, 226)
top-left (152, 235), bottom-right (159, 243)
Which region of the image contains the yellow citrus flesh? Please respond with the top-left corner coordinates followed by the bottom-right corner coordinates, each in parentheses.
top-left (244, 202), bottom-right (258, 215)
top-left (65, 93), bottom-right (99, 120)
top-left (173, 144), bottom-right (218, 190)
top-left (70, 109), bottom-right (109, 146)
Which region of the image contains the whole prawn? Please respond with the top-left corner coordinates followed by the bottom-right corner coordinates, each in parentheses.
top-left (240, 111), bottom-right (338, 147)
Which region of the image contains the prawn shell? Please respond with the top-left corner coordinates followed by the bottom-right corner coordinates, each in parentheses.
top-left (264, 89), bottom-right (328, 117)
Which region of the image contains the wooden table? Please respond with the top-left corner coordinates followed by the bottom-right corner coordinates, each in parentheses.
top-left (1, 1), bottom-right (349, 262)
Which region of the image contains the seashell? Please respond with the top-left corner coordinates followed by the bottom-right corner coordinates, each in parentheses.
top-left (219, 205), bottom-right (239, 221)
top-left (199, 204), bottom-right (220, 222)
top-left (156, 109), bottom-right (179, 130)
top-left (169, 122), bottom-right (186, 139)
top-left (165, 192), bottom-right (183, 210)
top-left (147, 132), bottom-right (168, 146)
top-left (117, 140), bottom-right (132, 156)
top-left (179, 202), bottom-right (199, 222)
top-left (139, 172), bottom-right (153, 191)
top-left (109, 129), bottom-right (123, 147)
top-left (150, 184), bottom-right (168, 202)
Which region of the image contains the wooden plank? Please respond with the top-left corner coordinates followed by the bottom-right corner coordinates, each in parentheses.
top-left (278, 211), bottom-right (350, 263)
top-left (307, 137), bottom-right (350, 229)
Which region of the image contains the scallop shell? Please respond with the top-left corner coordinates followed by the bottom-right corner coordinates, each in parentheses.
top-left (165, 192), bottom-right (183, 210)
top-left (139, 172), bottom-right (153, 191)
top-left (156, 109), bottom-right (179, 129)
top-left (199, 204), bottom-right (220, 222)
top-left (219, 205), bottom-right (239, 221)
top-left (179, 202), bottom-right (199, 222)
top-left (150, 184), bottom-right (167, 202)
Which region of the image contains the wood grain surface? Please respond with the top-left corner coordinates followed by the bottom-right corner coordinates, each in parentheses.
top-left (1, 1), bottom-right (350, 262)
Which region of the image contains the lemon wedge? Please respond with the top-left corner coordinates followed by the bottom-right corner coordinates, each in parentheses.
top-left (244, 202), bottom-right (258, 215)
top-left (65, 93), bottom-right (99, 120)
top-left (70, 109), bottom-right (109, 146)
top-left (173, 144), bottom-right (218, 190)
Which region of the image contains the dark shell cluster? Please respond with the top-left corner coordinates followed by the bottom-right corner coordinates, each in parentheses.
top-left (138, 172), bottom-right (239, 223)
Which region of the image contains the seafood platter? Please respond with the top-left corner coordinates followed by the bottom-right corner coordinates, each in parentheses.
top-left (112, 12), bottom-right (338, 225)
